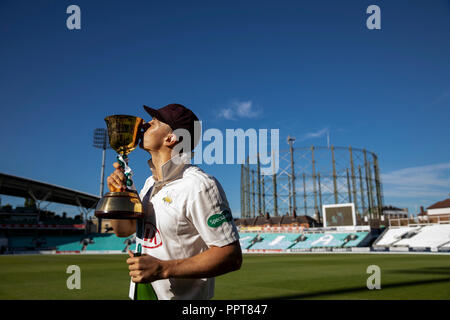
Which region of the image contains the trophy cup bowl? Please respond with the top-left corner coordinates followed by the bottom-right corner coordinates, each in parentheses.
top-left (95, 115), bottom-right (145, 220)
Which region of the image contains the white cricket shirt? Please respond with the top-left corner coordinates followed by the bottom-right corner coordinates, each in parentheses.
top-left (128, 153), bottom-right (239, 300)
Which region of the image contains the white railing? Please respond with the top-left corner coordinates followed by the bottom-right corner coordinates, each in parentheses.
top-left (388, 214), bottom-right (450, 227)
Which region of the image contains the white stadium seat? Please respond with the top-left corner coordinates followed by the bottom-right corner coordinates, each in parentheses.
top-left (374, 226), bottom-right (420, 247)
top-left (394, 224), bottom-right (450, 248)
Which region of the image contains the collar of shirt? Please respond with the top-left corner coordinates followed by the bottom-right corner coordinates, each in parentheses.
top-left (147, 152), bottom-right (191, 198)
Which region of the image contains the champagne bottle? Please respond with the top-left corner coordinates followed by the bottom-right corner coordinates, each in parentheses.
top-left (133, 244), bottom-right (158, 300)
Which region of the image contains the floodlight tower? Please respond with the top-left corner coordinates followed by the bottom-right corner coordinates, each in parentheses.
top-left (287, 136), bottom-right (296, 215)
top-left (93, 128), bottom-right (111, 233)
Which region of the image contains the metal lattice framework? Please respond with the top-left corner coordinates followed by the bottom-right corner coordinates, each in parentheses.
top-left (240, 145), bottom-right (384, 223)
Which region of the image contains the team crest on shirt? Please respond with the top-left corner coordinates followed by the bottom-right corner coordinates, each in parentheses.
top-left (142, 221), bottom-right (162, 249)
top-left (162, 196), bottom-right (172, 204)
top-left (162, 191), bottom-right (173, 205)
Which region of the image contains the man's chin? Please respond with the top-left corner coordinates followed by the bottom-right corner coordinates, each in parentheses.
top-left (139, 143), bottom-right (153, 153)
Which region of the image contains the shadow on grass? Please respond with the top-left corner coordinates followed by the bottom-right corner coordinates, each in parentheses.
top-left (258, 277), bottom-right (450, 300)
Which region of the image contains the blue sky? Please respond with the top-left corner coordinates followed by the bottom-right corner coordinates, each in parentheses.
top-left (0, 0), bottom-right (449, 218)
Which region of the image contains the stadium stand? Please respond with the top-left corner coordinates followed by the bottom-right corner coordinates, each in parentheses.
top-left (84, 234), bottom-right (135, 252)
top-left (289, 233), bottom-right (324, 250)
top-left (247, 233), bottom-right (300, 250)
top-left (342, 232), bottom-right (369, 247)
top-left (238, 233), bottom-right (258, 249)
top-left (235, 214), bottom-right (317, 228)
top-left (246, 231), bottom-right (371, 251)
top-left (372, 226), bottom-right (421, 247)
top-left (0, 235), bottom-right (6, 254)
top-left (307, 232), bottom-right (370, 248)
top-left (393, 224), bottom-right (450, 248)
top-left (57, 237), bottom-right (86, 251)
top-left (2, 199), bottom-right (448, 254)
top-left (374, 224), bottom-right (450, 250)
top-left (7, 236), bottom-right (35, 250)
top-left (4, 225), bottom-right (449, 254)
top-left (5, 233), bottom-right (135, 253)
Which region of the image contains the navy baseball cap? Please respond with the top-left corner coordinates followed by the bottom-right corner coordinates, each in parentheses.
top-left (143, 103), bottom-right (200, 151)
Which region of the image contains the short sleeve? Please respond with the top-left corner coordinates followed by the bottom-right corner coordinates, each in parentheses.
top-left (187, 178), bottom-right (239, 247)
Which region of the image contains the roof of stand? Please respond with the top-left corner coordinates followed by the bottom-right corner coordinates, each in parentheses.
top-left (0, 172), bottom-right (100, 209)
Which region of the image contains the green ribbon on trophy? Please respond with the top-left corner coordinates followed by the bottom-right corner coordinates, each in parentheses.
top-left (117, 154), bottom-right (134, 189)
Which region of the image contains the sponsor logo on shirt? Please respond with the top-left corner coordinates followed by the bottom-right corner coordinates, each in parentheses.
top-left (207, 210), bottom-right (233, 228)
top-left (142, 222), bottom-right (162, 249)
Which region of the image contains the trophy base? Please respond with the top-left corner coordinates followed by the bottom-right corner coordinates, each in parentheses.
top-left (94, 211), bottom-right (144, 220)
top-left (94, 191), bottom-right (144, 220)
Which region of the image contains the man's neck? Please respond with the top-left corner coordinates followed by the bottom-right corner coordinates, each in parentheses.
top-left (148, 149), bottom-right (173, 181)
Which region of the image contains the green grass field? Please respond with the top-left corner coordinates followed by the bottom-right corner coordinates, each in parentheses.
top-left (0, 253), bottom-right (449, 300)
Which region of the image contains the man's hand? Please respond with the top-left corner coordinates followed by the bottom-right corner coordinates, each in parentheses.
top-left (108, 162), bottom-right (136, 237)
top-left (107, 162), bottom-right (127, 192)
top-left (126, 241), bottom-right (241, 283)
top-left (127, 250), bottom-right (169, 283)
